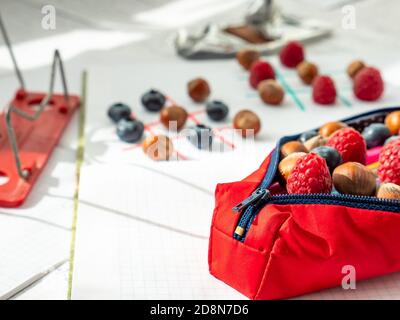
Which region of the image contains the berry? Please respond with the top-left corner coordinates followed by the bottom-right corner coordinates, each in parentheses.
top-left (108, 102), bottom-right (132, 123)
top-left (385, 135), bottom-right (400, 145)
top-left (206, 100), bottom-right (229, 121)
top-left (287, 153), bottom-right (332, 194)
top-left (311, 146), bottom-right (343, 173)
top-left (378, 139), bottom-right (400, 185)
top-left (362, 123), bottom-right (391, 149)
top-left (116, 119), bottom-right (144, 143)
top-left (327, 127), bottom-right (367, 164)
top-left (279, 41), bottom-right (305, 68)
top-left (141, 89), bottom-right (166, 112)
top-left (312, 75), bottom-right (337, 105)
top-left (249, 61), bottom-right (275, 89)
top-left (187, 124), bottom-right (213, 150)
top-left (353, 67), bottom-right (384, 101)
top-left (299, 130), bottom-right (318, 143)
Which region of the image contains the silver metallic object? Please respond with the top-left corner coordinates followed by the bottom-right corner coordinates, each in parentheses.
top-left (245, 0), bottom-right (280, 38)
top-left (0, 13), bottom-right (70, 179)
top-left (175, 0), bottom-right (331, 59)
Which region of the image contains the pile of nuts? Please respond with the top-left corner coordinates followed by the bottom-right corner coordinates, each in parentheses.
top-left (236, 42), bottom-right (385, 106)
top-left (277, 110), bottom-right (400, 200)
top-left (108, 77), bottom-right (262, 160)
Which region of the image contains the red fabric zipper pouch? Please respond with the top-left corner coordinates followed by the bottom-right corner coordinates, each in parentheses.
top-left (208, 107), bottom-right (400, 300)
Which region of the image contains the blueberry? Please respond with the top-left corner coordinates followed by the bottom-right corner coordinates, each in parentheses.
top-left (362, 123), bottom-right (391, 148)
top-left (108, 102), bottom-right (132, 123)
top-left (187, 124), bottom-right (213, 150)
top-left (141, 89), bottom-right (166, 112)
top-left (385, 135), bottom-right (399, 145)
top-left (299, 130), bottom-right (318, 143)
top-left (311, 146), bottom-right (342, 173)
top-left (117, 119), bottom-right (144, 143)
top-left (206, 100), bottom-right (229, 121)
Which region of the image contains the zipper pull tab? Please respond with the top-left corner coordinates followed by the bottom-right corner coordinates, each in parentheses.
top-left (232, 189), bottom-right (269, 212)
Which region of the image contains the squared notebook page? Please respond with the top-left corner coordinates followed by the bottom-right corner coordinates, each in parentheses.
top-left (72, 161), bottom-right (258, 300)
top-left (72, 61), bottom-right (400, 299)
top-left (0, 123), bottom-right (77, 300)
top-left (297, 272), bottom-right (400, 300)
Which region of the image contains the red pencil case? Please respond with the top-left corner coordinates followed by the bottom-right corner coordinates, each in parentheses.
top-left (208, 106), bottom-right (400, 300)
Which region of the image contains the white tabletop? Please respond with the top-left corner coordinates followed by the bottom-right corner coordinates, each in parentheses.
top-left (0, 0), bottom-right (399, 299)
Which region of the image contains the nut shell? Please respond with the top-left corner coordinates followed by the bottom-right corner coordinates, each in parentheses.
top-left (304, 135), bottom-right (327, 151)
top-left (278, 152), bottom-right (307, 184)
top-left (233, 110), bottom-right (261, 137)
top-left (258, 79), bottom-right (284, 105)
top-left (347, 60), bottom-right (365, 78)
top-left (385, 111), bottom-right (400, 135)
top-left (187, 78), bottom-right (211, 103)
top-left (319, 121), bottom-right (348, 138)
top-left (333, 162), bottom-right (376, 196)
top-left (142, 135), bottom-right (174, 161)
top-left (377, 183), bottom-right (400, 199)
top-left (236, 49), bottom-right (260, 70)
top-left (160, 105), bottom-right (188, 130)
top-left (280, 141), bottom-right (308, 158)
top-left (297, 61), bottom-right (318, 85)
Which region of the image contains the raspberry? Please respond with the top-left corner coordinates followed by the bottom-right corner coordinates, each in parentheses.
top-left (287, 153), bottom-right (332, 194)
top-left (279, 41), bottom-right (305, 68)
top-left (353, 67), bottom-right (384, 101)
top-left (312, 76), bottom-right (337, 105)
top-left (327, 127), bottom-right (367, 164)
top-left (249, 60), bottom-right (275, 89)
top-left (378, 139), bottom-right (400, 185)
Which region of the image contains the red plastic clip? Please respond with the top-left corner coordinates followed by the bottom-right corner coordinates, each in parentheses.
top-left (0, 15), bottom-right (81, 207)
top-left (0, 90), bottom-right (80, 207)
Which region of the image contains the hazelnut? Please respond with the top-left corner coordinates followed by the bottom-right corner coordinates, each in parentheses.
top-left (385, 111), bottom-right (400, 135)
top-left (233, 110), bottom-right (261, 137)
top-left (236, 49), bottom-right (260, 70)
top-left (304, 135), bottom-right (327, 151)
top-left (160, 105), bottom-right (188, 130)
top-left (187, 78), bottom-right (211, 103)
top-left (377, 183), bottom-right (400, 200)
top-left (257, 79), bottom-right (284, 105)
top-left (280, 141), bottom-right (308, 158)
top-left (278, 152), bottom-right (307, 184)
top-left (333, 162), bottom-right (377, 196)
top-left (143, 135), bottom-right (174, 161)
top-left (319, 121), bottom-right (348, 138)
top-left (297, 61), bottom-right (318, 85)
top-left (347, 60), bottom-right (366, 78)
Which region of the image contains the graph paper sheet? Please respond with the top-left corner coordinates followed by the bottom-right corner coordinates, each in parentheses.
top-left (0, 121), bottom-right (77, 300)
top-left (0, 64), bottom-right (80, 299)
top-left (72, 161), bottom-right (253, 299)
top-left (72, 60), bottom-right (400, 299)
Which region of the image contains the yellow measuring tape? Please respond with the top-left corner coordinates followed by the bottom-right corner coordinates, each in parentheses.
top-left (67, 71), bottom-right (87, 300)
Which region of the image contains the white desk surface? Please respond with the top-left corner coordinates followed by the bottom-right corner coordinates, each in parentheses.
top-left (0, 0), bottom-right (399, 299)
